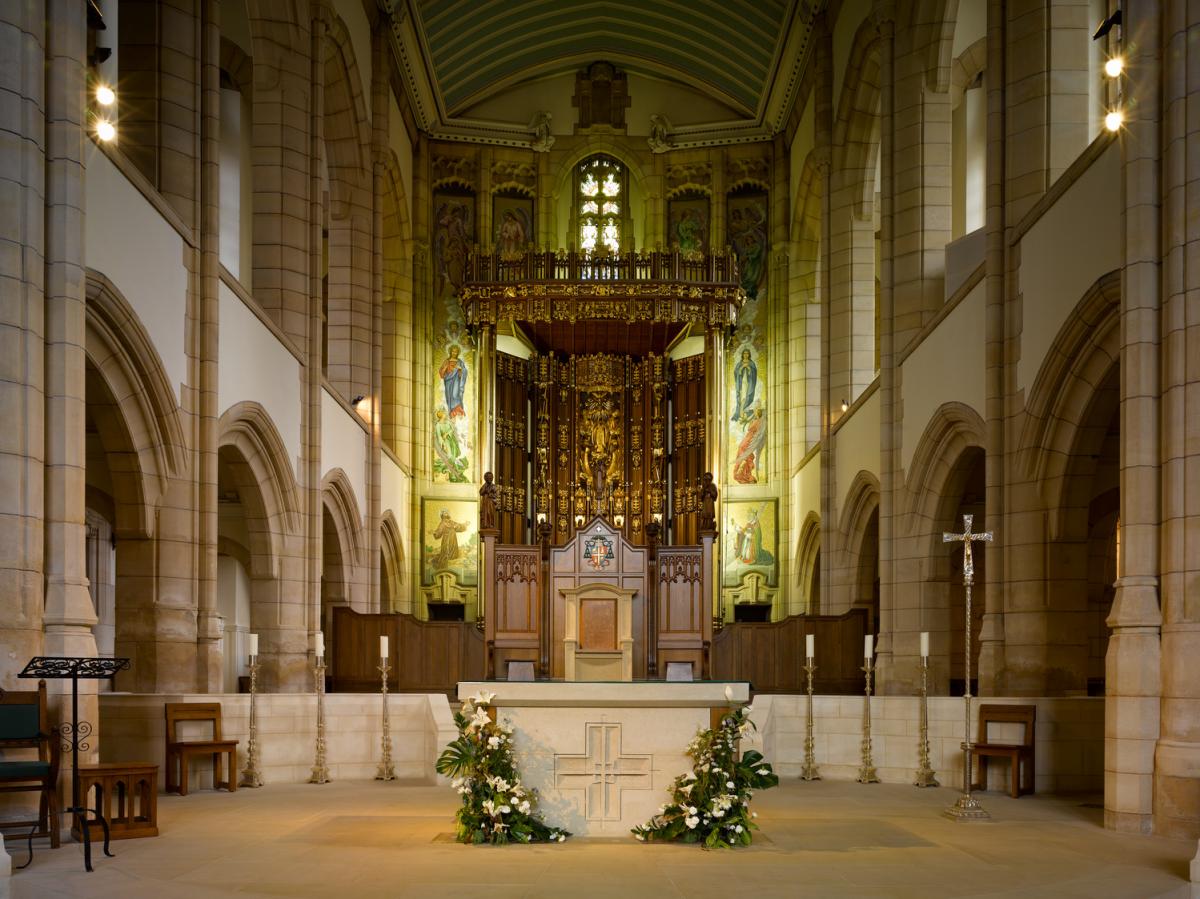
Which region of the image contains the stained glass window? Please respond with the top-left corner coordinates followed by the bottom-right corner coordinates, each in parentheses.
top-left (576, 156), bottom-right (624, 255)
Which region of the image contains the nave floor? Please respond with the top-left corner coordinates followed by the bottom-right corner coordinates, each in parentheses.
top-left (9, 779), bottom-right (1197, 899)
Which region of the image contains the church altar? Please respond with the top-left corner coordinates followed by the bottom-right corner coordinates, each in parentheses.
top-left (457, 680), bottom-right (749, 835)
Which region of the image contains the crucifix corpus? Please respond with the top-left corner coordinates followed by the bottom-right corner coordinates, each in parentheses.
top-left (942, 513), bottom-right (993, 821)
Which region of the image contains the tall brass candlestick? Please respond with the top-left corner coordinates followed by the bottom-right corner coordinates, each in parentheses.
top-left (942, 514), bottom-right (992, 820)
top-left (801, 658), bottom-right (820, 781)
top-left (914, 655), bottom-right (939, 787)
top-left (857, 655), bottom-right (880, 783)
top-left (240, 656), bottom-right (263, 787)
top-left (309, 657), bottom-right (330, 784)
top-left (376, 658), bottom-right (396, 781)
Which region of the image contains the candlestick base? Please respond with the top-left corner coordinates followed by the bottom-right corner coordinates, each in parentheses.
top-left (856, 764), bottom-right (880, 785)
top-left (943, 792), bottom-right (989, 820)
top-left (914, 767), bottom-right (940, 788)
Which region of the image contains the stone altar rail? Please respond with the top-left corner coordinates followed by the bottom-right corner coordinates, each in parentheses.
top-left (750, 695), bottom-right (1103, 793)
top-left (99, 693), bottom-right (457, 786)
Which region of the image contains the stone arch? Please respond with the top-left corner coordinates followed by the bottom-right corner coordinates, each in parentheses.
top-left (834, 470), bottom-right (881, 619)
top-left (380, 511), bottom-right (405, 613)
top-left (85, 271), bottom-right (187, 537)
top-left (951, 36), bottom-right (987, 106)
top-left (382, 150), bottom-right (413, 459)
top-left (1018, 270), bottom-right (1120, 541)
top-left (794, 512), bottom-right (822, 614)
top-left (218, 401), bottom-right (301, 579)
top-left (832, 19), bottom-right (883, 221)
top-left (790, 150), bottom-right (824, 246)
top-left (321, 467), bottom-right (366, 627)
top-left (321, 12), bottom-right (371, 219)
top-left (551, 140), bottom-right (650, 249)
top-left (910, 0), bottom-right (960, 93)
top-left (902, 401), bottom-right (987, 528)
top-left (220, 37), bottom-right (253, 96)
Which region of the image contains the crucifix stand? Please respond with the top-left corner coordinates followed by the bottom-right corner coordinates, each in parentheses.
top-left (941, 514), bottom-right (993, 821)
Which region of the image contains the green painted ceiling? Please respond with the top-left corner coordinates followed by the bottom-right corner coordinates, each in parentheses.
top-left (415, 0), bottom-right (797, 117)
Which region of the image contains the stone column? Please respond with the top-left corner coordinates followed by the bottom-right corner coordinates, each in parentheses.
top-left (978, 0), bottom-right (1008, 696)
top-left (1154, 0), bottom-right (1199, 841)
top-left (0, 0), bottom-right (47, 688)
top-left (368, 27), bottom-right (387, 613)
top-left (1103, 0), bottom-right (1163, 836)
top-left (43, 0), bottom-right (99, 762)
top-left (873, 6), bottom-right (898, 691)
top-left (813, 15), bottom-right (835, 616)
top-left (194, 0), bottom-right (222, 691)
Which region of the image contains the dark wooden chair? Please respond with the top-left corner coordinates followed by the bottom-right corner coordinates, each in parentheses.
top-left (0, 680), bottom-right (62, 866)
top-left (973, 704), bottom-right (1036, 798)
top-left (164, 703), bottom-right (238, 795)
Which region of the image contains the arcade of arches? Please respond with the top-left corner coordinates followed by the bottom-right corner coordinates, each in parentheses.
top-left (2, 0), bottom-right (1200, 890)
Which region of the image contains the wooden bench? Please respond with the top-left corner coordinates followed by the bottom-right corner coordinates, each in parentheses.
top-left (0, 680), bottom-right (61, 867)
top-left (972, 704), bottom-right (1035, 798)
top-left (165, 703), bottom-right (238, 796)
top-left (73, 762), bottom-right (158, 841)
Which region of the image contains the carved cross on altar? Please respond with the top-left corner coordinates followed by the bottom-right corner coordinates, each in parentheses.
top-left (555, 722), bottom-right (651, 822)
top-left (943, 513), bottom-right (992, 586)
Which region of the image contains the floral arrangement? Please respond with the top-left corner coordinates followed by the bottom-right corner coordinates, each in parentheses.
top-left (436, 690), bottom-right (569, 845)
top-left (631, 705), bottom-right (778, 848)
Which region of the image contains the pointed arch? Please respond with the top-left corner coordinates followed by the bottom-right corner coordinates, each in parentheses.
top-left (795, 511), bottom-right (822, 614)
top-left (218, 401), bottom-right (301, 578)
top-left (85, 270), bottom-right (187, 536)
top-left (320, 11), bottom-right (371, 219)
top-left (903, 401), bottom-right (987, 529)
top-left (380, 510), bottom-right (405, 612)
top-left (832, 19), bottom-right (883, 220)
top-left (322, 467), bottom-right (366, 570)
top-left (1018, 270), bottom-right (1120, 540)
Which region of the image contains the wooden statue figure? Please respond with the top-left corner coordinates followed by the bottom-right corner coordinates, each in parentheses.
top-left (698, 471), bottom-right (718, 532)
top-left (480, 471), bottom-right (498, 531)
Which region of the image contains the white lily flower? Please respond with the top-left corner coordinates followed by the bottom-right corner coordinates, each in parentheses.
top-left (684, 815), bottom-right (699, 829)
top-left (474, 689), bottom-right (496, 705)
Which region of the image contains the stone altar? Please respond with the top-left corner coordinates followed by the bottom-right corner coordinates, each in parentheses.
top-left (457, 680), bottom-right (749, 836)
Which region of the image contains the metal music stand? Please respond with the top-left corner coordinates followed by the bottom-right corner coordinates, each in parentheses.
top-left (19, 656), bottom-right (130, 872)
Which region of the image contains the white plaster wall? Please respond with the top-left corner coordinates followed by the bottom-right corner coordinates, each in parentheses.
top-left (84, 144), bottom-right (188, 401)
top-left (216, 555), bottom-right (251, 692)
top-left (333, 0), bottom-right (372, 120)
top-left (751, 694), bottom-right (1103, 792)
top-left (833, 0), bottom-right (871, 111)
top-left (100, 693), bottom-right (453, 784)
top-left (1017, 140), bottom-right (1121, 395)
top-left (217, 282), bottom-right (303, 474)
top-left (388, 94), bottom-right (412, 225)
top-left (321, 387), bottom-right (369, 523)
top-left (899, 280), bottom-right (987, 475)
top-left (834, 389), bottom-right (881, 511)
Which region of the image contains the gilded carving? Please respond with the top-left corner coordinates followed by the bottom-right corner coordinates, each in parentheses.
top-left (495, 550), bottom-right (539, 584)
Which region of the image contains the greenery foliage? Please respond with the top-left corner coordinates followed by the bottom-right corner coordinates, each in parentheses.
top-left (436, 691), bottom-right (569, 845)
top-left (631, 706), bottom-right (778, 848)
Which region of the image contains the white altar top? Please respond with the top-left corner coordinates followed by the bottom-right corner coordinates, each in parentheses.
top-left (456, 681), bottom-right (750, 836)
top-left (456, 681), bottom-right (750, 708)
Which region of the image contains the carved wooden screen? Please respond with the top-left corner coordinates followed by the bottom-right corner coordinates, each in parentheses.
top-left (670, 354), bottom-right (706, 544)
top-left (494, 352), bottom-right (528, 543)
top-left (489, 546), bottom-right (542, 674)
top-left (656, 546), bottom-right (707, 675)
top-left (532, 353), bottom-right (669, 547)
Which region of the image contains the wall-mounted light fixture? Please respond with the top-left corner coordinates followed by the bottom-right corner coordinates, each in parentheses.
top-left (840, 398), bottom-right (849, 413)
top-left (351, 394), bottom-right (366, 407)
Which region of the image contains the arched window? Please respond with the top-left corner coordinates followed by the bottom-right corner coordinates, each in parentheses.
top-left (576, 155), bottom-right (625, 254)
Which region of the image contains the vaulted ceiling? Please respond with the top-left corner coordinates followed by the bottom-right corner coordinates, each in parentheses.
top-left (386, 0), bottom-right (816, 146)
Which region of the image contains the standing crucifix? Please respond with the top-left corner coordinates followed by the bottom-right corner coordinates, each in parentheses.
top-left (942, 513), bottom-right (993, 821)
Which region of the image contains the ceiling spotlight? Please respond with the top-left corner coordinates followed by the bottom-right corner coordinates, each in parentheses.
top-left (840, 399), bottom-right (849, 413)
top-left (95, 119), bottom-right (116, 142)
top-left (1104, 110), bottom-right (1124, 131)
top-left (1104, 56), bottom-right (1124, 78)
top-left (95, 84), bottom-right (115, 106)
top-left (1092, 8), bottom-right (1122, 40)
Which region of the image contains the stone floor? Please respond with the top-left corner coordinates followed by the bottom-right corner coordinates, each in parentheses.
top-left (6, 780), bottom-right (1198, 898)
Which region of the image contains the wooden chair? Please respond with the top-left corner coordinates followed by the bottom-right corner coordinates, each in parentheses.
top-left (0, 680), bottom-right (62, 866)
top-left (972, 704), bottom-right (1036, 798)
top-left (164, 703), bottom-right (238, 795)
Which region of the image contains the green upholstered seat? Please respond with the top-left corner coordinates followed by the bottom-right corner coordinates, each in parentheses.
top-left (0, 705), bottom-right (39, 739)
top-left (0, 761), bottom-right (51, 779)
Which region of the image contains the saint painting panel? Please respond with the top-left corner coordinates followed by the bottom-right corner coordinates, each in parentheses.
top-left (422, 498), bottom-right (479, 587)
top-left (722, 500), bottom-right (778, 587)
top-left (432, 191), bottom-right (477, 484)
top-left (667, 194), bottom-right (709, 257)
top-left (492, 193), bottom-right (534, 260)
top-left (725, 190), bottom-right (768, 485)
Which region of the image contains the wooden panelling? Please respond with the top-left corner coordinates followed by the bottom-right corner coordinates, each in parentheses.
top-left (330, 607), bottom-right (485, 694)
top-left (494, 352), bottom-right (529, 543)
top-left (670, 354), bottom-right (706, 544)
top-left (711, 608), bottom-right (870, 694)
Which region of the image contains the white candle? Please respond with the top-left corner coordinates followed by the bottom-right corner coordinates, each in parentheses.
top-left (380, 635), bottom-right (389, 658)
top-left (805, 633), bottom-right (815, 659)
top-left (315, 631), bottom-right (325, 658)
top-left (864, 634), bottom-right (874, 658)
top-left (920, 631), bottom-right (929, 658)
top-left (248, 633), bottom-right (258, 658)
